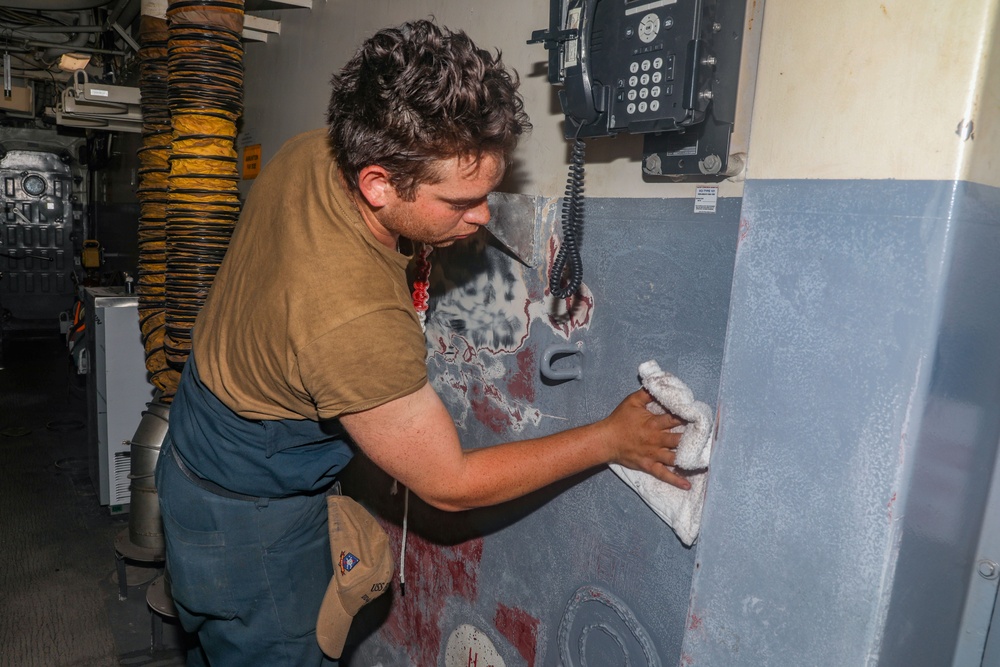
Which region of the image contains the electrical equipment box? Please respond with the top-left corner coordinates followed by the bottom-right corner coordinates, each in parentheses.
top-left (85, 287), bottom-right (152, 509)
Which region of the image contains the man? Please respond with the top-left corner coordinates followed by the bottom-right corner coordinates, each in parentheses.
top-left (155, 20), bottom-right (691, 666)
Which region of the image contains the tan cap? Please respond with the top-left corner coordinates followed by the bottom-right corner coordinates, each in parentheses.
top-left (316, 495), bottom-right (395, 658)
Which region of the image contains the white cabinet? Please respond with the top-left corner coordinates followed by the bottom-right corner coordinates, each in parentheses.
top-left (85, 287), bottom-right (153, 508)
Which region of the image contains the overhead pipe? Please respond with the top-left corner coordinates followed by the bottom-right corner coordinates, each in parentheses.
top-left (106, 0), bottom-right (135, 26)
top-left (4, 25), bottom-right (106, 33)
top-left (42, 10), bottom-right (94, 60)
top-left (20, 40), bottom-right (127, 56)
top-left (0, 0), bottom-right (114, 8)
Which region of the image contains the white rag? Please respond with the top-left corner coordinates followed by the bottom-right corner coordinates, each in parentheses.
top-left (609, 361), bottom-right (714, 545)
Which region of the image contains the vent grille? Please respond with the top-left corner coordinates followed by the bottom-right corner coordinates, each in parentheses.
top-left (112, 450), bottom-right (131, 505)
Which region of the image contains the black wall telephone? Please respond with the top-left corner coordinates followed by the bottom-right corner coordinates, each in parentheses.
top-left (530, 0), bottom-right (747, 174)
top-left (529, 0), bottom-right (746, 296)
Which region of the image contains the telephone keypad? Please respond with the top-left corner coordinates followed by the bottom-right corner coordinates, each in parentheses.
top-left (622, 53), bottom-right (677, 117)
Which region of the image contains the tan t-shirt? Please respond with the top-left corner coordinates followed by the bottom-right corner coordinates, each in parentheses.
top-left (192, 129), bottom-right (428, 421)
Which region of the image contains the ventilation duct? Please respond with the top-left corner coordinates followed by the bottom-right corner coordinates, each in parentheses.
top-left (162, 0), bottom-right (245, 375)
top-left (124, 0), bottom-right (245, 565)
top-left (136, 12), bottom-right (172, 394)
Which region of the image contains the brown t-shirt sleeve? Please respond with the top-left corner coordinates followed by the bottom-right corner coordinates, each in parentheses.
top-left (296, 308), bottom-right (429, 420)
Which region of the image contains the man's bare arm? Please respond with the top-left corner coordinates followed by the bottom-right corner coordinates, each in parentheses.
top-left (339, 383), bottom-right (689, 512)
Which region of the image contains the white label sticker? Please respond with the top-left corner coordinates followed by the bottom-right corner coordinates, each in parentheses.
top-left (694, 186), bottom-right (718, 214)
top-left (90, 88), bottom-right (109, 97)
top-left (564, 7), bottom-right (582, 68)
top-left (47, 202), bottom-right (56, 209)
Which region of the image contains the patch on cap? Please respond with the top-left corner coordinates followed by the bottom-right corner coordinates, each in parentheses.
top-left (340, 551), bottom-right (360, 573)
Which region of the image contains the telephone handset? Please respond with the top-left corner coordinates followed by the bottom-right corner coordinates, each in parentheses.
top-left (557, 1), bottom-right (603, 130)
top-left (529, 0), bottom-right (746, 296)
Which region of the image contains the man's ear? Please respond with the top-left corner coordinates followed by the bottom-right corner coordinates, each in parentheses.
top-left (356, 165), bottom-right (395, 209)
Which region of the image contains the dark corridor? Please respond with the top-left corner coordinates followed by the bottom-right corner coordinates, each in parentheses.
top-left (0, 334), bottom-right (184, 666)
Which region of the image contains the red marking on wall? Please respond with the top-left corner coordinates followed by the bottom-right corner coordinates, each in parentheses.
top-left (546, 292), bottom-right (594, 337)
top-left (494, 604), bottom-right (540, 667)
top-left (738, 217), bottom-right (751, 243)
top-left (680, 652), bottom-right (695, 665)
top-left (379, 522), bottom-right (484, 666)
top-left (470, 383), bottom-right (511, 433)
top-left (484, 383), bottom-right (503, 402)
top-left (887, 492), bottom-right (897, 521)
top-left (688, 612), bottom-right (703, 631)
top-left (506, 347), bottom-right (536, 402)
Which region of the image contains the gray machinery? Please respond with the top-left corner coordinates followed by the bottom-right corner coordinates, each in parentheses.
top-left (0, 130), bottom-right (86, 337)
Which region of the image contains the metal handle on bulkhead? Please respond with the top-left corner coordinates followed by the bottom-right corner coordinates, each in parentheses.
top-left (540, 344), bottom-right (584, 381)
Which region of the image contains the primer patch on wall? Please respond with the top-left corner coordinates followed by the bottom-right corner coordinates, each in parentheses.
top-left (426, 228), bottom-right (593, 434)
top-left (558, 584), bottom-right (662, 667)
top-left (444, 624), bottom-right (506, 667)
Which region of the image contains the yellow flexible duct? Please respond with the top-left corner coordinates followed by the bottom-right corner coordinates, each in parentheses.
top-left (162, 0), bottom-right (245, 378)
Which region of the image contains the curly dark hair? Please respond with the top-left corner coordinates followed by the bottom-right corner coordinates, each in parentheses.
top-left (327, 20), bottom-right (531, 200)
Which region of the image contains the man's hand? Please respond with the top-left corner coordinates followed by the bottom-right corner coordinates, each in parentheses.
top-left (600, 389), bottom-right (690, 490)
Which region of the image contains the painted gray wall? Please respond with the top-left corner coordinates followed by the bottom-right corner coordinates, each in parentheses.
top-left (682, 180), bottom-right (1000, 666)
top-left (345, 196), bottom-right (740, 666)
top-left (879, 182), bottom-right (1000, 666)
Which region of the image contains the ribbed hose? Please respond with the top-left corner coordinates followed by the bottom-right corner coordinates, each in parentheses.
top-left (163, 0), bottom-right (244, 373)
top-left (136, 14), bottom-right (175, 397)
top-left (124, 0), bottom-right (245, 557)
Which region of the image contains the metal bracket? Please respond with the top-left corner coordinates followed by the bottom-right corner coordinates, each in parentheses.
top-left (540, 344), bottom-right (584, 382)
top-left (527, 27), bottom-right (578, 50)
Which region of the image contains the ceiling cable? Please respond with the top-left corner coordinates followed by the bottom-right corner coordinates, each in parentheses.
top-left (3, 50), bottom-right (11, 98)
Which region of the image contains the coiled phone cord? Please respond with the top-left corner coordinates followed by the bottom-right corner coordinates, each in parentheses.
top-left (549, 137), bottom-right (587, 299)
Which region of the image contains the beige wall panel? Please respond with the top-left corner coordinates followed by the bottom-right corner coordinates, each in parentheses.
top-left (964, 2), bottom-right (1000, 188)
top-left (241, 1), bottom-right (757, 199)
top-left (747, 0), bottom-right (999, 185)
